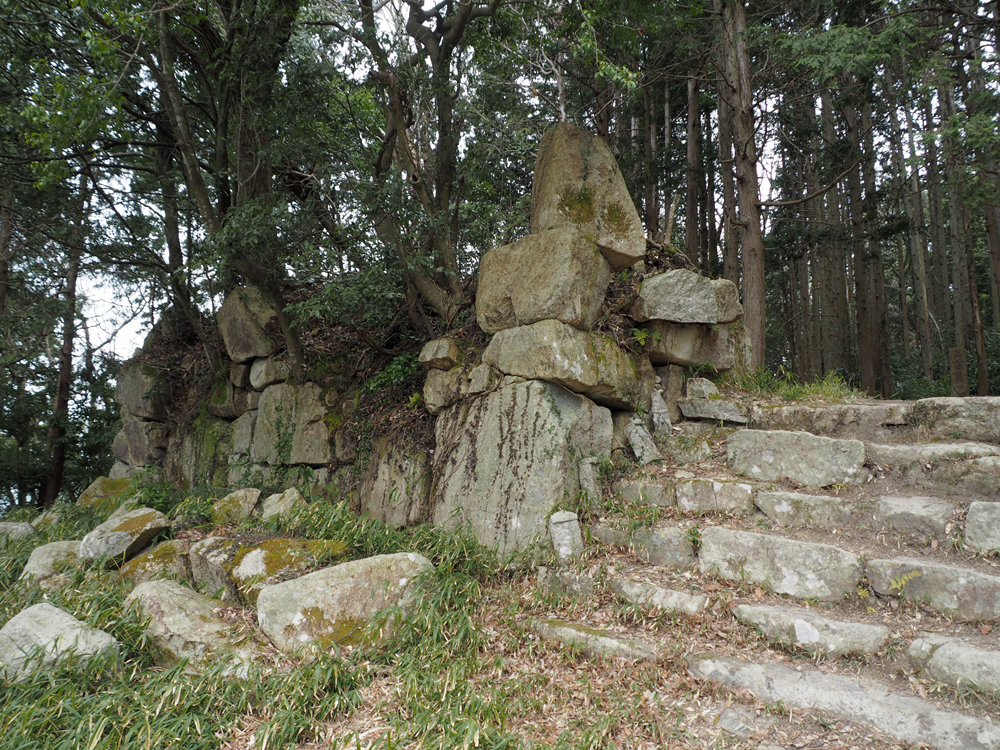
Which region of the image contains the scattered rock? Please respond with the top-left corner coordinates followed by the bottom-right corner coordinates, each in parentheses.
top-left (211, 488), bottom-right (262, 523)
top-left (609, 579), bottom-right (707, 616)
top-left (0, 522), bottom-right (35, 540)
top-left (79, 507), bottom-right (171, 565)
top-left (0, 603), bottom-right (118, 680)
top-left (868, 557), bottom-right (1000, 622)
top-left (419, 338), bottom-right (460, 370)
top-left (727, 430), bottom-right (868, 487)
top-left (875, 496), bottom-right (953, 542)
top-left (76, 476), bottom-right (133, 512)
top-left (259, 487), bottom-right (307, 522)
top-left (529, 618), bottom-right (656, 660)
top-left (734, 604), bottom-right (889, 656)
top-left (228, 538), bottom-right (348, 605)
top-left (18, 541), bottom-right (81, 587)
top-left (549, 511), bottom-right (583, 564)
top-left (188, 537), bottom-right (240, 602)
top-left (624, 417), bottom-right (661, 464)
top-left (754, 491), bottom-right (853, 529)
top-left (119, 539), bottom-right (191, 586)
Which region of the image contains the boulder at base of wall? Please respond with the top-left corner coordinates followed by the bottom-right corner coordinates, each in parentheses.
top-left (216, 286), bottom-right (278, 363)
top-left (530, 123), bottom-right (645, 272)
top-left (431, 379), bottom-right (612, 556)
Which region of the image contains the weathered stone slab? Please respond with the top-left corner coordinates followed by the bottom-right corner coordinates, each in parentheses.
top-left (642, 320), bottom-right (735, 371)
top-left (866, 441), bottom-right (999, 469)
top-left (257, 552), bottom-right (431, 653)
top-left (431, 380), bottom-right (611, 555)
top-left (624, 416), bottom-right (661, 464)
top-left (112, 413), bottom-right (168, 467)
top-left (211, 488), bottom-right (261, 524)
top-left (591, 523), bottom-right (694, 570)
top-left (868, 557), bottom-right (1000, 622)
top-left (657, 365), bottom-right (684, 422)
top-left (253, 382), bottom-right (332, 466)
top-left (115, 360), bottom-right (170, 420)
top-left (530, 123), bottom-right (644, 271)
top-left (613, 478), bottom-right (675, 507)
top-left (689, 655), bottom-right (1000, 750)
top-left (656, 435), bottom-right (712, 465)
top-left (79, 507), bottom-right (171, 564)
top-left (678, 398), bottom-right (749, 424)
top-left (19, 541), bottom-right (80, 587)
top-left (216, 286), bottom-right (278, 363)
top-left (699, 527), bottom-right (860, 601)
top-left (911, 396), bottom-right (1000, 443)
top-left (578, 457), bottom-right (603, 501)
top-left (875, 496), bottom-right (953, 542)
top-left (229, 539), bottom-right (348, 605)
top-left (423, 367), bottom-right (463, 416)
top-left (867, 443), bottom-right (1000, 495)
top-left (751, 403), bottom-right (912, 441)
top-left (477, 228), bottom-right (611, 334)
top-left (0, 603), bottom-right (118, 680)
top-left (965, 502), bottom-right (1000, 551)
top-left (907, 635), bottom-right (1000, 694)
top-left (483, 319), bottom-right (646, 409)
top-left (610, 579), bottom-right (707, 616)
top-left (727, 430), bottom-right (867, 488)
top-left (529, 618), bottom-right (656, 660)
top-left (359, 436), bottom-right (431, 529)
top-left (676, 479), bottom-right (753, 515)
top-left (188, 537), bottom-right (240, 602)
top-left (734, 604), bottom-right (889, 656)
top-left (631, 269), bottom-right (742, 324)
top-left (548, 511), bottom-right (583, 564)
top-left (259, 487), bottom-right (306, 522)
top-left (418, 338), bottom-right (459, 370)
top-left (754, 491), bottom-right (853, 529)
top-left (119, 539), bottom-right (190, 586)
top-left (125, 580), bottom-right (258, 672)
top-left (537, 566), bottom-right (595, 597)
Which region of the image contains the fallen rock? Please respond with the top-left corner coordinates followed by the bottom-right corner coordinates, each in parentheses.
top-left (699, 527), bottom-right (860, 602)
top-left (418, 338), bottom-right (460, 370)
top-left (188, 537), bottom-right (240, 602)
top-left (964, 502), bottom-right (1000, 551)
top-left (216, 286), bottom-right (278, 363)
top-left (18, 541), bottom-right (81, 587)
top-left (868, 557), bottom-right (1000, 622)
top-left (727, 430), bottom-right (867, 487)
top-left (734, 604), bottom-right (889, 656)
top-left (875, 495), bottom-right (953, 542)
top-left (483, 319), bottom-right (647, 409)
top-left (529, 618), bottom-right (656, 660)
top-left (631, 269), bottom-right (742, 324)
top-left (119, 539), bottom-right (191, 586)
top-left (0, 603), bottom-right (118, 680)
top-left (257, 552), bottom-right (432, 653)
top-left (211, 488), bottom-right (262, 524)
top-left (476, 227), bottom-right (611, 334)
top-left (0, 522), bottom-right (35, 540)
top-left (530, 123), bottom-right (644, 271)
top-left (624, 417), bottom-right (661, 464)
top-left (609, 579), bottom-right (707, 616)
top-left (754, 491), bottom-right (853, 529)
top-left (76, 476), bottom-right (133, 512)
top-left (79, 507), bottom-right (171, 564)
top-left (259, 487), bottom-right (307, 522)
top-left (228, 539), bottom-right (348, 605)
top-left (678, 398), bottom-right (749, 424)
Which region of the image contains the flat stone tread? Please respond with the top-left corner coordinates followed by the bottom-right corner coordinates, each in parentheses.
top-left (689, 653), bottom-right (1000, 750)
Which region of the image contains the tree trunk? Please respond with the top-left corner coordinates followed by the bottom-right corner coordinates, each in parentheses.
top-left (0, 182), bottom-right (12, 316)
top-left (922, 100), bottom-right (953, 340)
top-left (717, 78), bottom-right (739, 285)
top-left (819, 92), bottom-right (848, 375)
top-left (685, 76), bottom-right (700, 268)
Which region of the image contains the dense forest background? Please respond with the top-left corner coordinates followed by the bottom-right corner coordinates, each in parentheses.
top-left (0, 0), bottom-right (997, 506)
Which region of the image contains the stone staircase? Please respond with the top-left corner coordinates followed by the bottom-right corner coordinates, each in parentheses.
top-left (535, 396), bottom-right (1000, 750)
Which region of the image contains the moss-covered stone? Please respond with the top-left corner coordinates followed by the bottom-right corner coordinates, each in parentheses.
top-left (77, 476), bottom-right (133, 512)
top-left (228, 539), bottom-right (348, 605)
top-left (119, 539), bottom-right (191, 586)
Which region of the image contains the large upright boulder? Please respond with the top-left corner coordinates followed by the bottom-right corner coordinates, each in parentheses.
top-left (483, 319), bottom-right (649, 410)
top-left (162, 415), bottom-right (233, 488)
top-left (359, 436), bottom-right (432, 528)
top-left (477, 227), bottom-right (611, 334)
top-left (216, 286), bottom-right (279, 363)
top-left (530, 123), bottom-right (644, 271)
top-left (252, 382), bottom-right (332, 466)
top-left (115, 360), bottom-right (170, 420)
top-left (431, 379), bottom-right (612, 555)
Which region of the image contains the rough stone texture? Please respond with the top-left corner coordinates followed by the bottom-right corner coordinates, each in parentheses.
top-left (907, 635), bottom-right (1000, 694)
top-left (675, 479), bottom-right (753, 515)
top-left (689, 655), bottom-right (1000, 750)
top-left (162, 416), bottom-right (233, 489)
top-left (868, 557), bottom-right (1000, 622)
top-left (0, 522), bottom-right (35, 540)
top-left (188, 537), bottom-right (240, 602)
top-left (31, 510), bottom-right (60, 529)
top-left (463, 363), bottom-right (497, 396)
top-left (530, 123), bottom-right (644, 272)
top-left (229, 539), bottom-right (348, 605)
top-left (249, 358), bottom-right (291, 391)
top-left (477, 228), bottom-right (611, 334)
top-left (529, 618), bottom-right (656, 660)
top-left (253, 382), bottom-right (332, 466)
top-left (609, 579), bottom-right (707, 616)
top-left (0, 603), bottom-right (118, 680)
top-left (483, 319), bottom-right (646, 409)
top-left (631, 270), bottom-right (743, 324)
top-left (77, 477), bottom-right (133, 512)
top-left (965, 502), bottom-right (1000, 551)
top-left (699, 527), bottom-right (860, 602)
top-left (230, 362), bottom-right (252, 388)
top-left (231, 411), bottom-right (257, 455)
top-left (678, 398), bottom-right (749, 424)
top-left (727, 430), bottom-right (868, 488)
top-left (126, 580), bottom-right (258, 672)
top-left (423, 367), bottom-right (463, 416)
top-left (624, 417), bottom-right (661, 464)
top-left (112, 413), bottom-right (168, 467)
top-left (658, 365), bottom-right (684, 422)
top-left (754, 491), bottom-right (853, 529)
top-left (866, 441), bottom-right (999, 469)
top-left (734, 604), bottom-right (889, 656)
top-left (643, 320), bottom-right (735, 371)
top-left (548, 511), bottom-right (583, 564)
top-left (875, 496), bottom-right (953, 542)
top-left (419, 338), bottom-right (460, 370)
top-left (211, 488), bottom-right (262, 524)
top-left (259, 487), bottom-right (306, 522)
top-left (79, 507), bottom-right (171, 564)
top-left (537, 566), bottom-right (595, 597)
top-left (649, 390), bottom-right (672, 435)
top-left (257, 552), bottom-right (432, 653)
top-left (911, 396), bottom-right (1000, 443)
top-left (431, 380), bottom-right (612, 556)
top-left (115, 360), bottom-right (171, 420)
top-left (119, 539), bottom-right (191, 586)
top-left (656, 436), bottom-right (712, 465)
top-left (751, 403), bottom-right (912, 441)
top-left (578, 457), bottom-right (603, 501)
top-left (359, 436), bottom-right (431, 529)
top-left (591, 523), bottom-right (694, 570)
top-left (216, 286), bottom-right (278, 363)
top-left (109, 462), bottom-right (145, 481)
top-left (18, 541), bottom-right (80, 587)
top-left (206, 376), bottom-right (252, 419)
top-left (867, 442), bottom-right (1000, 496)
top-left (685, 378), bottom-right (719, 399)
top-left (613, 478), bottom-right (675, 507)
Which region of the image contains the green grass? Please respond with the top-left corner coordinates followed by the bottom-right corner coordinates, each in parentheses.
top-left (718, 368), bottom-right (862, 403)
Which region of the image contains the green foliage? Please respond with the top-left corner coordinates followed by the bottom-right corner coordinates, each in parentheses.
top-left (719, 368), bottom-right (861, 403)
top-left (361, 354), bottom-right (420, 395)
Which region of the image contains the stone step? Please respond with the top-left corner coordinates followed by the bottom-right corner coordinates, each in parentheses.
top-left (727, 429), bottom-right (868, 487)
top-left (752, 396), bottom-right (1000, 445)
top-left (868, 442), bottom-right (1000, 497)
top-left (689, 654), bottom-right (1000, 750)
top-left (528, 618), bottom-right (657, 661)
top-left (907, 633), bottom-right (1000, 695)
top-left (609, 578), bottom-right (708, 616)
top-left (733, 603), bottom-right (890, 657)
top-left (868, 557), bottom-right (1000, 622)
